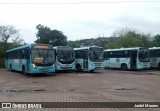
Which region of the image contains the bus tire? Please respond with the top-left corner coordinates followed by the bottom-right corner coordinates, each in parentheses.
top-left (90, 70), bottom-right (94, 73)
top-left (22, 66), bottom-right (28, 75)
top-left (9, 64), bottom-right (13, 72)
top-left (121, 64), bottom-right (128, 71)
top-left (158, 63), bottom-right (160, 70)
top-left (77, 64), bottom-right (82, 72)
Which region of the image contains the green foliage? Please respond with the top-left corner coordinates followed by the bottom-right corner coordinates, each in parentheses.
top-left (141, 33), bottom-right (153, 47)
top-left (106, 28), bottom-right (153, 49)
top-left (0, 25), bottom-right (18, 43)
top-left (0, 42), bottom-right (23, 68)
top-left (50, 30), bottom-right (67, 46)
top-left (35, 24), bottom-right (51, 44)
top-left (67, 40), bottom-right (80, 48)
top-left (0, 25), bottom-right (24, 68)
top-left (153, 34), bottom-right (160, 47)
top-left (77, 37), bottom-right (118, 48)
top-left (35, 24), bottom-right (67, 46)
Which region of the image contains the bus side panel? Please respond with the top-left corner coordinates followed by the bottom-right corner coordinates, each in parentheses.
top-left (150, 58), bottom-right (159, 68)
top-left (106, 58), bottom-right (131, 69)
top-left (103, 60), bottom-right (108, 68)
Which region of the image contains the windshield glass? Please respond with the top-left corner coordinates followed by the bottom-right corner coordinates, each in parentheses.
top-left (32, 49), bottom-right (55, 64)
top-left (57, 49), bottom-right (74, 64)
top-left (138, 49), bottom-right (150, 62)
top-left (90, 48), bottom-right (104, 62)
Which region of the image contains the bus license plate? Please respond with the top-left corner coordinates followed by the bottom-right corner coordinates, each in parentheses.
top-left (42, 69), bottom-right (47, 72)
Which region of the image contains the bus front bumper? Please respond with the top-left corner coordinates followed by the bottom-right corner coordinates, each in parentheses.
top-left (30, 67), bottom-right (55, 74)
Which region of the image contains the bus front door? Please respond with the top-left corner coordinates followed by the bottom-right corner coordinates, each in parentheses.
top-left (83, 50), bottom-right (88, 69)
top-left (130, 50), bottom-right (137, 69)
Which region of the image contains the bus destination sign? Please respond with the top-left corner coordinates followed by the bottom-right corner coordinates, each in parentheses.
top-left (34, 45), bottom-right (49, 49)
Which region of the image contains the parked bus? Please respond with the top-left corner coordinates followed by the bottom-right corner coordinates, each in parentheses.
top-left (74, 46), bottom-right (104, 72)
top-left (53, 46), bottom-right (75, 71)
top-left (104, 47), bottom-right (150, 70)
top-left (149, 47), bottom-right (160, 69)
top-left (5, 44), bottom-right (55, 75)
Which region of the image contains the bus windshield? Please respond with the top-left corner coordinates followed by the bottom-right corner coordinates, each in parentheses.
top-left (57, 49), bottom-right (74, 64)
top-left (32, 49), bottom-right (55, 64)
top-left (90, 48), bottom-right (104, 62)
top-left (138, 49), bottom-right (150, 62)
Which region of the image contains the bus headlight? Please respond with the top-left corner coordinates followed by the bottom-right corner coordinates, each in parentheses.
top-left (32, 64), bottom-right (36, 68)
top-left (52, 64), bottom-right (54, 67)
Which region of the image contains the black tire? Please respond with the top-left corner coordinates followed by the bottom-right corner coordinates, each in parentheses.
top-left (90, 70), bottom-right (94, 73)
top-left (9, 64), bottom-right (13, 72)
top-left (77, 64), bottom-right (82, 72)
top-left (22, 66), bottom-right (28, 75)
top-left (158, 63), bottom-right (160, 70)
top-left (121, 64), bottom-right (128, 71)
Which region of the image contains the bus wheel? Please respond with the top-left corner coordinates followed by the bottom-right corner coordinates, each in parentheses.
top-left (22, 66), bottom-right (28, 75)
top-left (158, 63), bottom-right (160, 70)
top-left (9, 64), bottom-right (13, 72)
top-left (121, 64), bottom-right (128, 71)
top-left (90, 70), bottom-right (94, 73)
top-left (77, 65), bottom-right (81, 72)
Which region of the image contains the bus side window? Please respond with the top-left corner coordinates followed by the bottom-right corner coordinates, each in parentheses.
top-left (25, 48), bottom-right (30, 59)
top-left (75, 50), bottom-right (83, 59)
top-left (156, 49), bottom-right (160, 57)
top-left (83, 50), bottom-right (88, 59)
top-left (104, 52), bottom-right (109, 60)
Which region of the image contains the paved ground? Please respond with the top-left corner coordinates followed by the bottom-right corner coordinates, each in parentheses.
top-left (0, 68), bottom-right (160, 111)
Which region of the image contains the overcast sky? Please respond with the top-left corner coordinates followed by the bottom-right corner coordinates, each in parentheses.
top-left (0, 0), bottom-right (160, 43)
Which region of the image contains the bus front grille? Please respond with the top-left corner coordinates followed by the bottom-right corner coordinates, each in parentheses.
top-left (93, 63), bottom-right (102, 67)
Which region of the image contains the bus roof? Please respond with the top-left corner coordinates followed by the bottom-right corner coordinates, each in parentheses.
top-left (6, 44), bottom-right (52, 52)
top-left (6, 44), bottom-right (31, 52)
top-left (149, 47), bottom-right (160, 50)
top-left (104, 47), bottom-right (146, 52)
top-left (74, 46), bottom-right (103, 50)
top-left (53, 46), bottom-right (73, 49)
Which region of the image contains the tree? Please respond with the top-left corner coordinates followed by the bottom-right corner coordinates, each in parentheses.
top-left (0, 25), bottom-right (24, 67)
top-left (49, 30), bottom-right (67, 46)
top-left (35, 24), bottom-right (67, 46)
top-left (106, 28), bottom-right (154, 49)
top-left (67, 40), bottom-right (80, 48)
top-left (153, 34), bottom-right (160, 47)
top-left (12, 36), bottom-right (24, 47)
top-left (0, 25), bottom-right (17, 42)
top-left (35, 24), bottom-right (51, 44)
top-left (106, 28), bottom-right (143, 49)
top-left (140, 33), bottom-right (153, 47)
top-left (0, 25), bottom-right (22, 51)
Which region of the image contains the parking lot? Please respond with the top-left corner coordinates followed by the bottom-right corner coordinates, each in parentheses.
top-left (0, 68), bottom-right (160, 111)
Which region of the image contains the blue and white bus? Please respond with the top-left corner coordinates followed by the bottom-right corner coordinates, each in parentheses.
top-left (74, 46), bottom-right (104, 72)
top-left (5, 44), bottom-right (55, 75)
top-left (53, 46), bottom-right (75, 71)
top-left (104, 47), bottom-right (150, 70)
top-left (149, 47), bottom-right (160, 69)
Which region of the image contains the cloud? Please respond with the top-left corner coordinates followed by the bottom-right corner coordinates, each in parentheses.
top-left (0, 0), bottom-right (160, 42)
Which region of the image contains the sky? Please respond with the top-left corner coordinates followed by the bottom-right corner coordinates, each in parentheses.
top-left (0, 0), bottom-right (160, 43)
